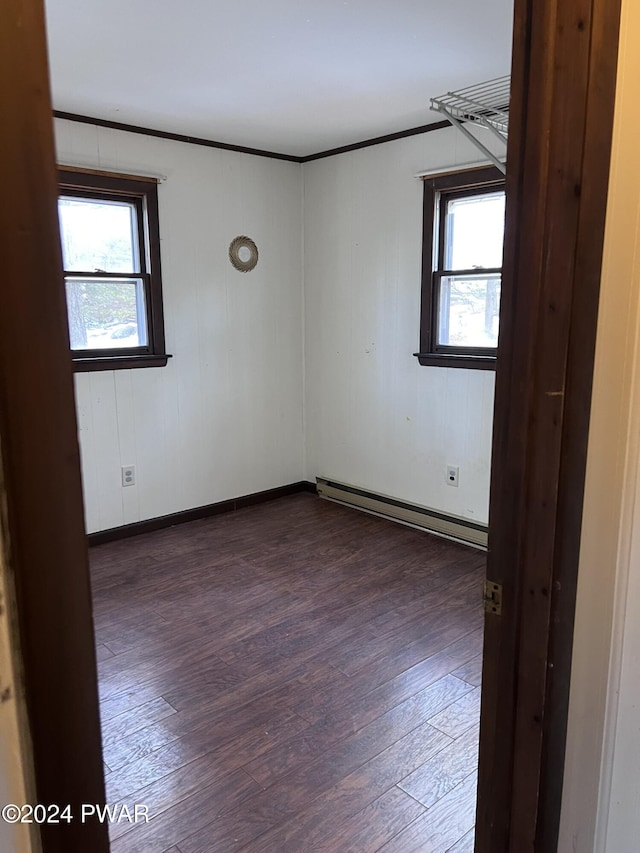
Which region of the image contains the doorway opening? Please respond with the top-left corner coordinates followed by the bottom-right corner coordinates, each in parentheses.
top-left (0, 0), bottom-right (622, 850)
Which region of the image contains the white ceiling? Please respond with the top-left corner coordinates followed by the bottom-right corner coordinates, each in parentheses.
top-left (44, 0), bottom-right (513, 158)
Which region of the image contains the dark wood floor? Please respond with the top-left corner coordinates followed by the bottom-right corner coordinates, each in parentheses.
top-left (91, 493), bottom-right (485, 852)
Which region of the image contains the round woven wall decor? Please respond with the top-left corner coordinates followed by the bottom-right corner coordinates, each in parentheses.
top-left (229, 236), bottom-right (258, 272)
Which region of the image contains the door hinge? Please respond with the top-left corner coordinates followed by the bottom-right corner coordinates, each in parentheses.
top-left (484, 580), bottom-right (503, 615)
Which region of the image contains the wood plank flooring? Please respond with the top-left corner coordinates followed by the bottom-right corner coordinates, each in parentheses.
top-left (90, 493), bottom-right (485, 852)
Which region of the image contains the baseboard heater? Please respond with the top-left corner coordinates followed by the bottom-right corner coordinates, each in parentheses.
top-left (316, 478), bottom-right (488, 549)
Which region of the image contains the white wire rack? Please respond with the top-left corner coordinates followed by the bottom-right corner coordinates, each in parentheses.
top-left (430, 76), bottom-right (510, 174)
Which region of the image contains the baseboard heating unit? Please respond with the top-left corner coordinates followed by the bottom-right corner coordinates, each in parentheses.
top-left (316, 478), bottom-right (488, 549)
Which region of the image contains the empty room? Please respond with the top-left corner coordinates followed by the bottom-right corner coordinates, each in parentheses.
top-left (2, 0), bottom-right (634, 851)
top-left (50, 0), bottom-right (511, 843)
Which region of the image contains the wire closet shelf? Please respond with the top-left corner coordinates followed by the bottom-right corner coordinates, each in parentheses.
top-left (430, 75), bottom-right (510, 174)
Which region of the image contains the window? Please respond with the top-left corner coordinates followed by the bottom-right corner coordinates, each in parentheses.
top-left (58, 168), bottom-right (169, 371)
top-left (415, 166), bottom-right (506, 369)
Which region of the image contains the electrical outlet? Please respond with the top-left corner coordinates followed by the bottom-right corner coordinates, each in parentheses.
top-left (446, 465), bottom-right (459, 487)
top-left (121, 465), bottom-right (135, 487)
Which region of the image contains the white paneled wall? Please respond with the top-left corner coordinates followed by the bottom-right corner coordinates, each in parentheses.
top-left (56, 118), bottom-right (501, 533)
top-left (303, 128), bottom-right (499, 524)
top-left (56, 119), bottom-right (305, 533)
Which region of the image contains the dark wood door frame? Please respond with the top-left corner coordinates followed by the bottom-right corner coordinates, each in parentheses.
top-left (0, 0), bottom-right (109, 850)
top-left (0, 0), bottom-right (621, 850)
top-left (476, 0), bottom-right (622, 850)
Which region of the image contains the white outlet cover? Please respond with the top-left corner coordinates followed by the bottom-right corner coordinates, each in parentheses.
top-left (121, 466), bottom-right (136, 487)
top-left (446, 466), bottom-right (459, 487)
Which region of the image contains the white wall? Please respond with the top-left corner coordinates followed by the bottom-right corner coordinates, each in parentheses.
top-left (591, 0), bottom-right (640, 846)
top-left (55, 119), bottom-right (305, 533)
top-left (57, 118), bottom-right (500, 533)
top-left (559, 0), bottom-right (640, 847)
top-left (303, 129), bottom-right (499, 524)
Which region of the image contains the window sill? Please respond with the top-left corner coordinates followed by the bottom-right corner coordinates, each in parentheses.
top-left (72, 353), bottom-right (172, 372)
top-left (413, 352), bottom-right (496, 370)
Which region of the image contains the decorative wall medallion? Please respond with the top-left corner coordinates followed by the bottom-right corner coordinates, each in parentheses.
top-left (229, 235), bottom-right (258, 272)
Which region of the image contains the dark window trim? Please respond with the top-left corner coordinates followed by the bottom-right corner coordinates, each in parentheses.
top-left (72, 354), bottom-right (171, 372)
top-left (415, 165), bottom-right (505, 369)
top-left (58, 168), bottom-right (170, 372)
